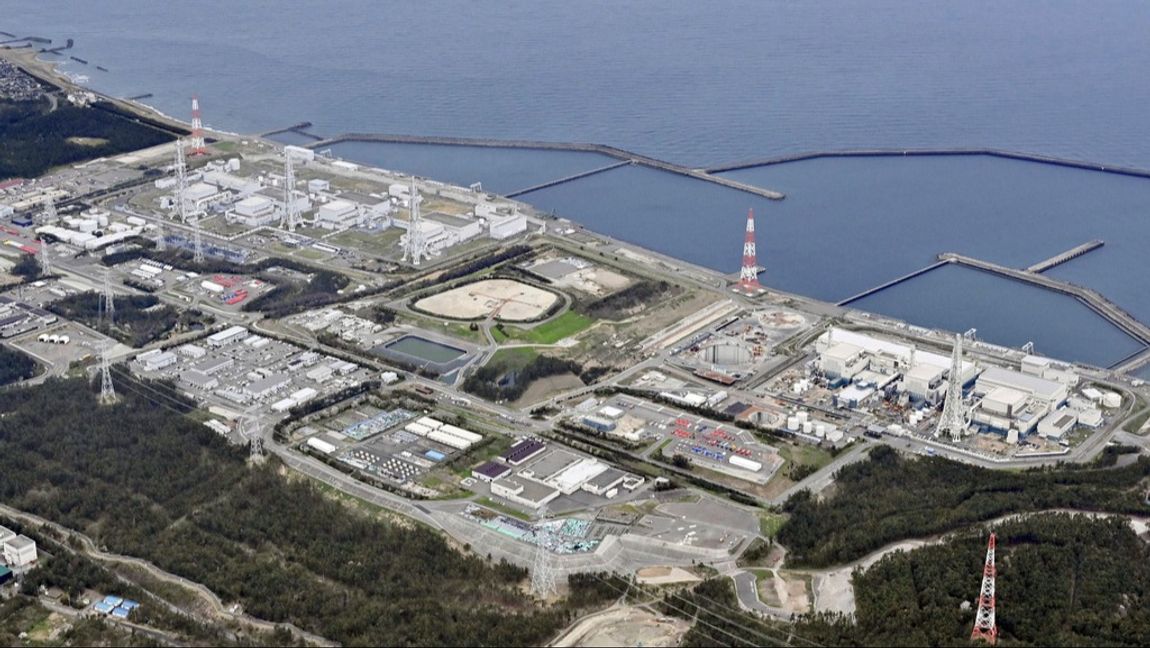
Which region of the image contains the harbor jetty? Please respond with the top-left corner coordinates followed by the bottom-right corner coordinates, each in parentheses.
top-left (704, 148), bottom-right (1150, 181)
top-left (303, 133), bottom-right (786, 200)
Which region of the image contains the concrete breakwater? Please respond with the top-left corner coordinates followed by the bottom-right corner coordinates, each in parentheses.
top-left (705, 148), bottom-right (1150, 180)
top-left (303, 132), bottom-right (785, 200)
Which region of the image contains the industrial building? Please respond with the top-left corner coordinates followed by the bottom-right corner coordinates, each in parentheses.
top-left (487, 211), bottom-right (528, 239)
top-left (815, 328), bottom-right (979, 403)
top-left (0, 527), bottom-right (37, 568)
top-left (500, 437), bottom-right (546, 466)
top-left (971, 366), bottom-right (1070, 435)
top-left (472, 461), bottom-right (511, 483)
top-left (490, 476), bottom-right (560, 510)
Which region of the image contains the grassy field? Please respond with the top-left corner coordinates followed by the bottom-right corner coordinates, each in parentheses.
top-left (501, 311), bottom-right (593, 344)
top-left (475, 496), bottom-right (530, 521)
top-left (759, 512), bottom-right (787, 538)
top-left (778, 443), bottom-right (834, 471)
top-left (1124, 409), bottom-right (1150, 434)
top-left (487, 347), bottom-right (540, 370)
top-left (328, 228), bottom-right (403, 258)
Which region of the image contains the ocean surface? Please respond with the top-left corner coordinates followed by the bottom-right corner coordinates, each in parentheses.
top-left (6, 1), bottom-right (1150, 366)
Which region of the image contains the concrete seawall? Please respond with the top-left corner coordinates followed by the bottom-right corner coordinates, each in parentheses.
top-left (705, 148), bottom-right (1150, 180)
top-left (303, 132), bottom-right (785, 200)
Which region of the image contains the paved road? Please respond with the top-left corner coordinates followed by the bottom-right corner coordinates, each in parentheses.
top-left (0, 503), bottom-right (334, 646)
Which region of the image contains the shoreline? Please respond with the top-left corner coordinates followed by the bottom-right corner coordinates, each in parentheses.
top-left (3, 47), bottom-right (1149, 373)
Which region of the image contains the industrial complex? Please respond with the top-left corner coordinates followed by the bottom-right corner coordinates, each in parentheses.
top-left (3, 59), bottom-right (1150, 643)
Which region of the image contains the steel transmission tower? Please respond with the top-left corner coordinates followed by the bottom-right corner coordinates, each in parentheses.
top-left (239, 413), bottom-right (265, 463)
top-left (38, 239), bottom-right (50, 276)
top-left (174, 139), bottom-right (189, 223)
top-left (531, 507), bottom-right (559, 598)
top-left (100, 269), bottom-right (116, 327)
top-left (192, 216), bottom-right (205, 263)
top-left (40, 197), bottom-right (58, 225)
top-left (98, 344), bottom-right (118, 405)
top-left (402, 177), bottom-right (428, 266)
top-left (189, 96), bottom-right (206, 155)
top-left (971, 533), bottom-right (998, 645)
top-left (156, 218), bottom-right (167, 251)
top-left (283, 152), bottom-right (300, 232)
top-left (935, 333), bottom-right (970, 442)
top-left (735, 208), bottom-right (764, 295)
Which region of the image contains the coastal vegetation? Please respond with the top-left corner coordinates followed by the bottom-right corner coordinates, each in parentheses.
top-left (0, 97), bottom-right (174, 180)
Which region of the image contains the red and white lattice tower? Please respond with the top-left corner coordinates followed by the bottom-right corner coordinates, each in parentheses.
top-left (189, 96), bottom-right (206, 156)
top-left (735, 208), bottom-right (764, 294)
top-left (971, 533), bottom-right (998, 645)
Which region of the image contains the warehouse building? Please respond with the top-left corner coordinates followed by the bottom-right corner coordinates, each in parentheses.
top-left (229, 195), bottom-right (278, 227)
top-left (490, 476), bottom-right (560, 510)
top-left (500, 437), bottom-right (546, 466)
top-left (472, 461), bottom-right (511, 483)
top-left (487, 211), bottom-right (528, 239)
top-left (1, 532), bottom-right (37, 568)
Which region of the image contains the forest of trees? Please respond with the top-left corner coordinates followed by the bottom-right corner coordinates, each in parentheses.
top-left (0, 378), bottom-right (613, 645)
top-left (807, 513), bottom-right (1150, 646)
top-left (667, 514), bottom-right (1150, 647)
top-left (10, 253), bottom-right (40, 279)
top-left (100, 249), bottom-right (356, 318)
top-left (777, 445), bottom-right (1150, 567)
top-left (462, 354), bottom-right (583, 402)
top-left (0, 346), bottom-right (37, 386)
top-left (44, 291), bottom-right (210, 347)
top-left (0, 97), bottom-right (174, 180)
top-left (576, 280), bottom-right (675, 320)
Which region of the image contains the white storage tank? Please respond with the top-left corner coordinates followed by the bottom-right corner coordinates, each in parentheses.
top-left (797, 411), bottom-right (809, 423)
top-left (815, 424), bottom-right (826, 438)
top-left (1102, 392), bottom-right (1122, 409)
top-left (786, 416), bottom-right (799, 431)
top-left (802, 421), bottom-right (813, 434)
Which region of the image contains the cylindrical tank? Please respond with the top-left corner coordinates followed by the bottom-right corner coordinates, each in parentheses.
top-left (786, 416), bottom-right (799, 431)
top-left (815, 424), bottom-right (826, 437)
top-left (1103, 392), bottom-right (1122, 409)
top-left (797, 411), bottom-right (809, 423)
top-left (802, 421), bottom-right (813, 434)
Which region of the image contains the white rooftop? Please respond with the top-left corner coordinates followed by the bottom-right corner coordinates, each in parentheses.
top-left (979, 366), bottom-right (1065, 400)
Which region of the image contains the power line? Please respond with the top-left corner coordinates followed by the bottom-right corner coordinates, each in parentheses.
top-left (585, 573), bottom-right (773, 647)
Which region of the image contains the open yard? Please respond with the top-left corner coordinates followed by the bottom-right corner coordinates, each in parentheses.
top-left (415, 278), bottom-right (558, 321)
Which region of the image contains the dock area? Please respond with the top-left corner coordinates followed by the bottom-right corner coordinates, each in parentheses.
top-left (704, 148), bottom-right (1150, 181)
top-left (835, 260), bottom-right (950, 306)
top-left (940, 252), bottom-right (1150, 347)
top-left (260, 121), bottom-right (321, 140)
top-left (1026, 239), bottom-right (1104, 273)
top-left (506, 160), bottom-right (631, 197)
top-left (303, 133), bottom-right (786, 200)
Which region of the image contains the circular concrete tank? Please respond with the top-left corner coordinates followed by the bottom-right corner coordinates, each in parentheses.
top-left (704, 343), bottom-right (753, 365)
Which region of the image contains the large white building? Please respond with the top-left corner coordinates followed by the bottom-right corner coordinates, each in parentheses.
top-left (1, 528), bottom-right (37, 568)
top-left (230, 195), bottom-right (278, 227)
top-left (971, 366), bottom-right (1070, 434)
top-left (488, 211), bottom-right (528, 240)
top-left (315, 199), bottom-right (362, 230)
top-left (816, 328), bottom-right (979, 400)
